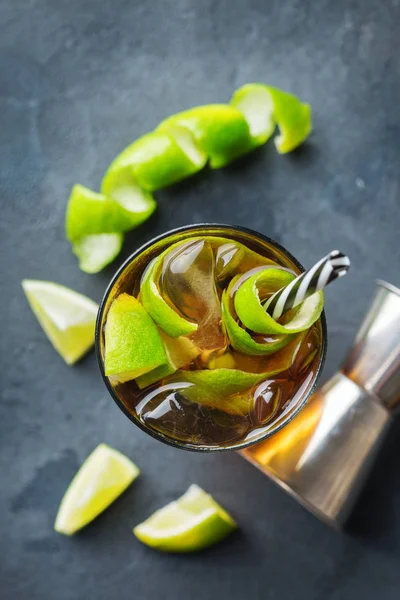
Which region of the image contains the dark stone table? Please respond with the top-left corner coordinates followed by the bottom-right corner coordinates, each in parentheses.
top-left (1, 1), bottom-right (400, 598)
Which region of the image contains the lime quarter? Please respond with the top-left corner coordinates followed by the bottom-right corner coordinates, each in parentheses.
top-left (22, 279), bottom-right (98, 365)
top-left (133, 484), bottom-right (236, 552)
top-left (55, 444), bottom-right (139, 535)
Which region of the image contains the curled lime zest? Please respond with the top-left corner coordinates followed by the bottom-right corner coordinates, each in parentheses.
top-left (221, 277), bottom-right (295, 355)
top-left (66, 184), bottom-right (155, 273)
top-left (222, 291), bottom-right (293, 356)
top-left (234, 268), bottom-right (324, 335)
top-left (72, 233), bottom-right (124, 274)
top-left (67, 84), bottom-right (313, 272)
top-left (140, 252), bottom-right (198, 338)
top-left (169, 369), bottom-right (265, 415)
top-left (231, 83), bottom-right (312, 153)
top-left (136, 332), bottom-right (200, 389)
top-left (66, 184), bottom-right (155, 242)
top-left (103, 128), bottom-right (207, 193)
top-left (158, 104), bottom-right (253, 168)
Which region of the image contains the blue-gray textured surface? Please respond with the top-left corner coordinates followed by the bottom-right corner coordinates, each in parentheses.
top-left (1, 0), bottom-right (400, 598)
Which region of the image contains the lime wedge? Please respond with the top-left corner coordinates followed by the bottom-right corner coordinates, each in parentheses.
top-left (104, 293), bottom-right (167, 382)
top-left (234, 269), bottom-right (324, 335)
top-left (22, 279), bottom-right (98, 365)
top-left (136, 332), bottom-right (200, 388)
top-left (55, 444), bottom-right (139, 535)
top-left (158, 104), bottom-right (252, 168)
top-left (140, 255), bottom-right (198, 338)
top-left (231, 83), bottom-right (275, 145)
top-left (72, 232), bottom-right (124, 274)
top-left (221, 282), bottom-right (293, 356)
top-left (231, 83), bottom-right (312, 153)
top-left (133, 484), bottom-right (236, 552)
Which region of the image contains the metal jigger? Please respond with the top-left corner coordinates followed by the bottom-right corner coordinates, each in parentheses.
top-left (241, 280), bottom-right (400, 527)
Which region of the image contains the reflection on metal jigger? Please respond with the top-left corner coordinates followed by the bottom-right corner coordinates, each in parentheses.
top-left (241, 280), bottom-right (400, 528)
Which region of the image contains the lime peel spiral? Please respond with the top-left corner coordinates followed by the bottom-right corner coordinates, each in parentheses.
top-left (65, 84), bottom-right (313, 273)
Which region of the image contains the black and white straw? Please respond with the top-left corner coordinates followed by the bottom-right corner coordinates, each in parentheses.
top-left (264, 250), bottom-right (350, 320)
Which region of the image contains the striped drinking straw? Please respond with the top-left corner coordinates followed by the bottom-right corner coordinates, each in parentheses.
top-left (264, 250), bottom-right (351, 320)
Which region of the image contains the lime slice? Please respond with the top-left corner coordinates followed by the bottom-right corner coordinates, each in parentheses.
top-left (158, 104), bottom-right (252, 168)
top-left (104, 293), bottom-right (167, 382)
top-left (140, 254), bottom-right (198, 338)
top-left (72, 232), bottom-right (124, 274)
top-left (230, 83), bottom-right (275, 146)
top-left (55, 444), bottom-right (139, 535)
top-left (133, 484), bottom-right (236, 552)
top-left (221, 282), bottom-right (293, 356)
top-left (234, 269), bottom-right (324, 335)
top-left (136, 332), bottom-right (200, 389)
top-left (231, 83), bottom-right (312, 153)
top-left (22, 279), bottom-right (98, 365)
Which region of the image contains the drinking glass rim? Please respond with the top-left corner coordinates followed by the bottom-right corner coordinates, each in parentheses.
top-left (95, 223), bottom-right (328, 453)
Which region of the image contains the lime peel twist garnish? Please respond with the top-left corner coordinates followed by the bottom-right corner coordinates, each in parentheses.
top-left (233, 268), bottom-right (324, 335)
top-left (136, 332), bottom-right (200, 389)
top-left (158, 104), bottom-right (253, 168)
top-left (221, 287), bottom-right (295, 356)
top-left (231, 83), bottom-right (312, 153)
top-left (67, 85), bottom-right (312, 272)
top-left (140, 242), bottom-right (199, 338)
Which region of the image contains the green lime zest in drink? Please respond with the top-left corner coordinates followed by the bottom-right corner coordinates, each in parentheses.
top-left (22, 279), bottom-right (98, 364)
top-left (233, 268), bottom-right (324, 334)
top-left (140, 247), bottom-right (198, 338)
top-left (169, 369), bottom-right (268, 416)
top-left (136, 332), bottom-right (200, 389)
top-left (105, 293), bottom-right (168, 382)
top-left (55, 444), bottom-right (139, 535)
top-left (133, 484), bottom-right (236, 552)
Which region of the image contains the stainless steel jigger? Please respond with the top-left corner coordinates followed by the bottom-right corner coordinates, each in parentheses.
top-left (241, 280), bottom-right (400, 528)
